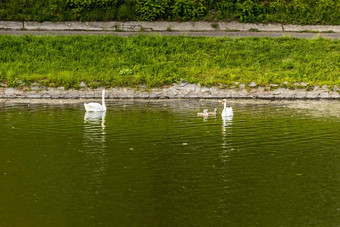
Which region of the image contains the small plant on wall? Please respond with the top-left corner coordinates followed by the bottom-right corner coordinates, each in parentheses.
top-left (211, 23), bottom-right (219, 29)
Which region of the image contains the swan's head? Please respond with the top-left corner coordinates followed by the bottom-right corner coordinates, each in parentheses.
top-left (222, 99), bottom-right (227, 104)
top-left (203, 109), bottom-right (208, 113)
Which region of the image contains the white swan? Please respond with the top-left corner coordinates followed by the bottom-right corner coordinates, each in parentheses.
top-left (222, 99), bottom-right (233, 117)
top-left (84, 89), bottom-right (106, 112)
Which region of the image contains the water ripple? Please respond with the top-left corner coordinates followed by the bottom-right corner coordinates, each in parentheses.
top-left (0, 100), bottom-right (339, 226)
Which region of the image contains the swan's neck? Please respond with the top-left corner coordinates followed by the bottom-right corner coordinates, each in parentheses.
top-left (102, 90), bottom-right (106, 109)
top-left (224, 102), bottom-right (227, 109)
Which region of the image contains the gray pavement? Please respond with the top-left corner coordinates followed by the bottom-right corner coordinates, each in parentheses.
top-left (0, 30), bottom-right (339, 39)
top-left (1, 20), bottom-right (339, 38)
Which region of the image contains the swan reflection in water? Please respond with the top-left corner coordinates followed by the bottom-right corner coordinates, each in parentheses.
top-left (222, 115), bottom-right (233, 135)
top-left (83, 110), bottom-right (106, 147)
top-left (83, 111), bottom-right (107, 211)
top-left (221, 115), bottom-right (233, 154)
top-left (218, 115), bottom-right (234, 215)
top-left (84, 111), bottom-right (106, 130)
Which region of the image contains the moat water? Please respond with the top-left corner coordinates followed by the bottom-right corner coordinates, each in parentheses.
top-left (0, 100), bottom-right (339, 226)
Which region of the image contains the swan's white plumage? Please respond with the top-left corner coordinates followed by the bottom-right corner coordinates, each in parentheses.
top-left (84, 89), bottom-right (106, 112)
top-left (221, 99), bottom-right (233, 117)
top-left (84, 103), bottom-right (105, 112)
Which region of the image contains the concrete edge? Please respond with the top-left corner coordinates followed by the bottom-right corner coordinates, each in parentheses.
top-left (0, 21), bottom-right (339, 33)
top-left (0, 21), bottom-right (23, 30)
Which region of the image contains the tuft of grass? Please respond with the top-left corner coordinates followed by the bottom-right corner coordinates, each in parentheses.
top-left (297, 30), bottom-right (319, 33)
top-left (0, 35), bottom-right (339, 89)
top-left (211, 23), bottom-right (219, 29)
top-left (297, 30), bottom-right (334, 33)
top-left (113, 25), bottom-right (124, 32)
top-left (248, 28), bottom-right (260, 32)
top-left (225, 29), bottom-right (240, 32)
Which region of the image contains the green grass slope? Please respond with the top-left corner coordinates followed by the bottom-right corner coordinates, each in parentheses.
top-left (0, 35), bottom-right (339, 89)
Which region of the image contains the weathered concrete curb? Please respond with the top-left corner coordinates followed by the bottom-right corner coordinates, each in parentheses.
top-left (0, 21), bottom-right (339, 33)
top-left (1, 84), bottom-right (340, 100)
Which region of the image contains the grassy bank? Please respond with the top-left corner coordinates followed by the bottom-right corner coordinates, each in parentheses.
top-left (0, 35), bottom-right (339, 89)
top-left (0, 0), bottom-right (339, 25)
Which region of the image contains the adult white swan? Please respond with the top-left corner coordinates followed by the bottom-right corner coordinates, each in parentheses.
top-left (221, 99), bottom-right (233, 117)
top-left (84, 89), bottom-right (106, 112)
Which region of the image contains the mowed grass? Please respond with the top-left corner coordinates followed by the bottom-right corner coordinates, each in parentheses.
top-left (0, 35), bottom-right (339, 89)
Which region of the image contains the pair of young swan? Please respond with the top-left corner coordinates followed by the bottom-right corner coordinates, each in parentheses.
top-left (197, 99), bottom-right (233, 117)
top-left (197, 109), bottom-right (217, 117)
top-left (84, 89), bottom-right (106, 112)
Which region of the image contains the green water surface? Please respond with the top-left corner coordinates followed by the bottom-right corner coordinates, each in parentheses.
top-left (0, 100), bottom-right (339, 226)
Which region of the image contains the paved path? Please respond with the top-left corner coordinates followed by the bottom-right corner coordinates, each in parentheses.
top-left (0, 30), bottom-right (339, 39)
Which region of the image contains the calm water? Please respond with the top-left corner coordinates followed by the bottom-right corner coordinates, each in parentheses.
top-left (0, 100), bottom-right (339, 226)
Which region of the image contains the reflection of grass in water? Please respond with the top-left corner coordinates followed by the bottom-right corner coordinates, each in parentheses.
top-left (3, 96), bottom-right (340, 120)
top-left (3, 98), bottom-right (340, 115)
top-left (0, 35), bottom-right (339, 89)
top-left (285, 100), bottom-right (340, 118)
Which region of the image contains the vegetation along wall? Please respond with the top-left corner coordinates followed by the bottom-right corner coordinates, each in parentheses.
top-left (0, 0), bottom-right (339, 25)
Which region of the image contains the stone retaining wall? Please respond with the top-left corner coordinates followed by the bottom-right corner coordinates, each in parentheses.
top-left (1, 83), bottom-right (339, 99)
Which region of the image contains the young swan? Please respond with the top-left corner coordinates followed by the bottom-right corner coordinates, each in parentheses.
top-left (208, 108), bottom-right (217, 116)
top-left (197, 109), bottom-right (209, 117)
top-left (221, 99), bottom-right (233, 117)
top-left (84, 89), bottom-right (107, 112)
